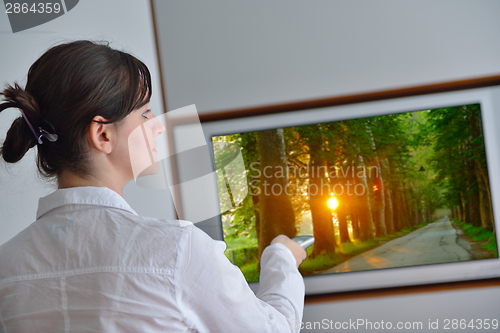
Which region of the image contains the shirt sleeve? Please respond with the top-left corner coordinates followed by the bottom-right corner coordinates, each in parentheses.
top-left (174, 225), bottom-right (305, 333)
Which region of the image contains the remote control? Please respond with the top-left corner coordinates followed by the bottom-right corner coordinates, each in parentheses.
top-left (292, 235), bottom-right (315, 250)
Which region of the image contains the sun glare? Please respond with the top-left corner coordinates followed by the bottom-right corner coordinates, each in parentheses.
top-left (327, 197), bottom-right (339, 210)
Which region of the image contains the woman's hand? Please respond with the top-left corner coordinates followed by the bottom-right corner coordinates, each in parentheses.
top-left (271, 235), bottom-right (307, 268)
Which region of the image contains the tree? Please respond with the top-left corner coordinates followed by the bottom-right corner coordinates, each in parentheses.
top-left (298, 124), bottom-right (337, 257)
top-left (256, 129), bottom-right (296, 256)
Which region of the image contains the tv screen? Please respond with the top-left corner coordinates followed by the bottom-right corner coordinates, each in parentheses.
top-left (211, 103), bottom-right (498, 284)
top-left (172, 83), bottom-right (500, 294)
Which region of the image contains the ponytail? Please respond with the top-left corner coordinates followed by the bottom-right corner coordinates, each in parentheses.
top-left (0, 83), bottom-right (42, 163)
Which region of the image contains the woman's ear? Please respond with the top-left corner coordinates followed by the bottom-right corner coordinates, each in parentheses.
top-left (89, 116), bottom-right (115, 154)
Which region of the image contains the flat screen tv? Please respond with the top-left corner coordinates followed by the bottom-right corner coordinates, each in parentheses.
top-left (172, 77), bottom-right (500, 295)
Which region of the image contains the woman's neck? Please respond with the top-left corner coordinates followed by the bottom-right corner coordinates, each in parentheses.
top-left (58, 170), bottom-right (125, 197)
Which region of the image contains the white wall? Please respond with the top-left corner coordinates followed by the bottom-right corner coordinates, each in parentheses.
top-left (0, 0), bottom-right (175, 246)
top-left (152, 1), bottom-right (500, 332)
top-left (154, 0), bottom-right (500, 113)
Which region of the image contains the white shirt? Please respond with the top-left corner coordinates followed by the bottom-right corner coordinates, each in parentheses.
top-left (0, 187), bottom-right (304, 333)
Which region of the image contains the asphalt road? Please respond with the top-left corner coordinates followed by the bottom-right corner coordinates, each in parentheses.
top-left (324, 216), bottom-right (471, 273)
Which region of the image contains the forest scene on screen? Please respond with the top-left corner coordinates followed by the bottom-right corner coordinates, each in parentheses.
top-left (213, 104), bottom-right (498, 282)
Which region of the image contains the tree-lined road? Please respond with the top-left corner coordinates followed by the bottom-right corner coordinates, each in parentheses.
top-left (220, 105), bottom-right (495, 279)
top-left (325, 217), bottom-right (471, 273)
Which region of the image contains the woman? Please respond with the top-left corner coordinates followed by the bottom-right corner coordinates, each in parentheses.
top-left (0, 40), bottom-right (306, 332)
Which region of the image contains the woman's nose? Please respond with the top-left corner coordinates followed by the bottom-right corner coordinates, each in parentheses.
top-left (149, 112), bottom-right (166, 135)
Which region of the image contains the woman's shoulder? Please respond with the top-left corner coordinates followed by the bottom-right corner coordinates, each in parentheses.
top-left (128, 216), bottom-right (222, 255)
top-left (101, 211), bottom-right (197, 248)
top-left (114, 215), bottom-right (226, 273)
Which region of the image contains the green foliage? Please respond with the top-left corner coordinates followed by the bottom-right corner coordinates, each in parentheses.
top-left (240, 261), bottom-right (260, 282)
top-left (214, 133), bottom-right (260, 244)
top-left (452, 218), bottom-right (498, 257)
top-left (299, 251), bottom-right (344, 274)
top-left (482, 237), bottom-right (498, 254)
top-left (394, 220), bottom-right (431, 237)
top-left (224, 246), bottom-right (260, 282)
top-left (453, 219), bottom-right (497, 244)
top-left (427, 104), bottom-right (486, 211)
top-left (339, 240), bottom-right (380, 256)
top-left (225, 232), bottom-right (258, 251)
top-left (223, 195), bottom-right (257, 241)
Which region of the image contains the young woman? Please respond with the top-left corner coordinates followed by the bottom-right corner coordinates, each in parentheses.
top-left (0, 40), bottom-right (306, 332)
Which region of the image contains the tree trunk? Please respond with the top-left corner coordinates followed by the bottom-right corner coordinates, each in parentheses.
top-left (391, 187), bottom-right (401, 232)
top-left (366, 125), bottom-right (387, 237)
top-left (336, 180), bottom-right (352, 244)
top-left (389, 165), bottom-right (404, 232)
top-left (346, 159), bottom-right (360, 240)
top-left (408, 182), bottom-right (419, 226)
top-left (356, 154), bottom-right (375, 241)
top-left (327, 161), bottom-right (351, 244)
top-left (301, 125), bottom-right (337, 257)
top-left (470, 108), bottom-right (495, 233)
top-left (461, 191), bottom-right (471, 225)
top-left (398, 180), bottom-right (411, 230)
top-left (475, 162), bottom-right (494, 231)
top-left (257, 129), bottom-right (296, 257)
top-left (382, 158), bottom-right (395, 234)
top-left (465, 145), bottom-right (481, 227)
top-left (372, 167), bottom-right (387, 237)
top-left (252, 191), bottom-right (261, 243)
top-left (350, 197), bottom-right (360, 240)
top-left (458, 199), bottom-right (464, 222)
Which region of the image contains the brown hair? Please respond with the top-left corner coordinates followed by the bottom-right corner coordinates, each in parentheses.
top-left (0, 40), bottom-right (151, 178)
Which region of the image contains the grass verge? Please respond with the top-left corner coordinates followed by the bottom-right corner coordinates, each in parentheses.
top-left (451, 218), bottom-right (498, 258)
top-left (240, 261), bottom-right (260, 282)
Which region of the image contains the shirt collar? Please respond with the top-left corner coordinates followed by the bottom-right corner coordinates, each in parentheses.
top-left (36, 186), bottom-right (138, 219)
